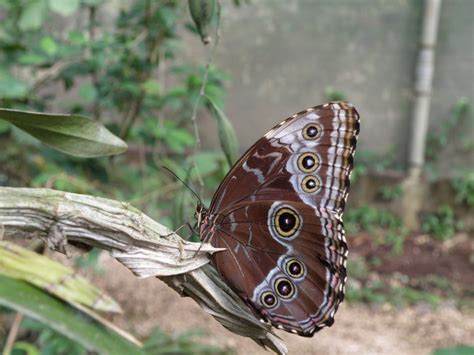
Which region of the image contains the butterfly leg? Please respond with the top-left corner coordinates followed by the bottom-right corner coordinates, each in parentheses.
top-left (163, 222), bottom-right (199, 239)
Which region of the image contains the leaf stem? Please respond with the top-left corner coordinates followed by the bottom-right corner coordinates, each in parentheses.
top-left (2, 312), bottom-right (23, 355)
top-left (190, 0), bottom-right (222, 187)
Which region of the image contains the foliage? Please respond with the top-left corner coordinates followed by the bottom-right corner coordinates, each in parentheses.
top-left (144, 327), bottom-right (232, 355)
top-left (324, 86), bottom-right (347, 101)
top-left (345, 205), bottom-right (401, 234)
top-left (0, 275), bottom-right (145, 355)
top-left (421, 206), bottom-right (462, 240)
top-left (425, 98), bottom-right (473, 165)
top-left (0, 1), bottom-right (238, 353)
top-left (451, 171), bottom-right (474, 207)
top-left (346, 274), bottom-right (443, 307)
top-left (0, 108), bottom-right (126, 157)
top-left (424, 98), bottom-right (474, 180)
top-left (16, 318), bottom-right (87, 355)
top-left (377, 184), bottom-right (402, 202)
top-left (188, 0), bottom-right (217, 45)
top-left (349, 149), bottom-right (400, 184)
top-left (433, 345), bottom-right (474, 355)
top-left (345, 205), bottom-right (408, 255)
top-left (0, 0), bottom-right (233, 229)
top-left (0, 241), bottom-right (118, 312)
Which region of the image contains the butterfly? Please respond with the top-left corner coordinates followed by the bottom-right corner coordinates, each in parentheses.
top-left (198, 101), bottom-right (360, 336)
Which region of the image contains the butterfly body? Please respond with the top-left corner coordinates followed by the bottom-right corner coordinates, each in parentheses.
top-left (199, 102), bottom-right (360, 336)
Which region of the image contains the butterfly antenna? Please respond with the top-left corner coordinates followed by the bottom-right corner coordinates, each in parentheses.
top-left (160, 166), bottom-right (203, 205)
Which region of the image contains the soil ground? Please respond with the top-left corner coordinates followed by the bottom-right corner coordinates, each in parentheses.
top-left (89, 232), bottom-right (474, 355)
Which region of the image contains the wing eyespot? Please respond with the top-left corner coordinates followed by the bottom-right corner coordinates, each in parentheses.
top-left (297, 152), bottom-right (320, 173)
top-left (274, 278), bottom-right (295, 299)
top-left (285, 258), bottom-right (305, 279)
top-left (301, 175), bottom-right (321, 193)
top-left (274, 207), bottom-right (300, 238)
top-left (302, 123), bottom-right (322, 140)
top-left (260, 291), bottom-right (278, 309)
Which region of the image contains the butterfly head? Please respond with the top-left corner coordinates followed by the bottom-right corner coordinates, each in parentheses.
top-left (195, 202), bottom-right (207, 226)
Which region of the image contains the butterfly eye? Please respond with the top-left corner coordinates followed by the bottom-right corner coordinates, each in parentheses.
top-left (275, 278), bottom-right (295, 299)
top-left (302, 123), bottom-right (322, 140)
top-left (260, 291), bottom-right (277, 308)
top-left (274, 207), bottom-right (300, 238)
top-left (297, 152), bottom-right (320, 173)
top-left (286, 258), bottom-right (305, 278)
top-left (301, 175), bottom-right (321, 193)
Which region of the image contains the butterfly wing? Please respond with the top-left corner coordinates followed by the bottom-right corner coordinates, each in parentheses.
top-left (201, 101), bottom-right (359, 336)
top-left (208, 102), bottom-right (359, 215)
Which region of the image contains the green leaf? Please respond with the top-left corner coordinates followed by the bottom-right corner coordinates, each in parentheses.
top-left (19, 0), bottom-right (48, 31)
top-left (0, 108), bottom-right (127, 157)
top-left (82, 0), bottom-right (104, 5)
top-left (68, 30), bottom-right (87, 45)
top-left (48, 0), bottom-right (80, 16)
top-left (78, 83), bottom-right (98, 103)
top-left (324, 86), bottom-right (347, 101)
top-left (40, 36), bottom-right (59, 57)
top-left (0, 241), bottom-right (121, 313)
top-left (18, 53), bottom-right (48, 65)
top-left (206, 96), bottom-right (239, 166)
top-left (142, 80), bottom-right (161, 96)
top-left (188, 0), bottom-right (216, 44)
top-left (433, 345), bottom-right (474, 355)
top-left (190, 151), bottom-right (222, 177)
top-left (0, 275), bottom-right (145, 355)
top-left (0, 70), bottom-right (28, 99)
top-left (0, 119), bottom-right (10, 134)
top-left (12, 341), bottom-right (41, 355)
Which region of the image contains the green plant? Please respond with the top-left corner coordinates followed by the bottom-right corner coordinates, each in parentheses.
top-left (345, 279), bottom-right (386, 304)
top-left (345, 205), bottom-right (408, 254)
top-left (0, 1), bottom-right (242, 353)
top-left (451, 171), bottom-right (474, 207)
top-left (422, 206), bottom-right (462, 240)
top-left (349, 150), bottom-right (401, 183)
top-left (324, 86), bottom-right (347, 101)
top-left (0, 0), bottom-right (233, 230)
top-left (18, 318), bottom-right (87, 355)
top-left (377, 185), bottom-right (402, 202)
top-left (433, 345), bottom-right (474, 355)
top-left (345, 205), bottom-right (402, 233)
top-left (144, 328), bottom-right (232, 355)
top-left (425, 98), bottom-right (473, 179)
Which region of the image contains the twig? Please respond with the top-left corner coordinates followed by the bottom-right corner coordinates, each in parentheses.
top-left (190, 1), bottom-right (222, 146)
top-left (0, 187), bottom-right (287, 354)
top-left (30, 60), bottom-right (78, 93)
top-left (2, 313), bottom-right (23, 355)
top-left (190, 0), bottom-right (222, 188)
top-left (119, 0), bottom-right (163, 140)
top-left (88, 6), bottom-right (102, 121)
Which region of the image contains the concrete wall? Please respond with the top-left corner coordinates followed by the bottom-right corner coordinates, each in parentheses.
top-left (193, 0), bottom-right (473, 173)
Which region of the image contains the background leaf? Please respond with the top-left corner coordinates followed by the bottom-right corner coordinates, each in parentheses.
top-left (0, 275), bottom-right (145, 355)
top-left (19, 0), bottom-right (48, 31)
top-left (0, 109), bottom-right (127, 157)
top-left (48, 0), bottom-right (80, 16)
top-left (0, 241), bottom-right (121, 313)
top-left (206, 96), bottom-right (238, 166)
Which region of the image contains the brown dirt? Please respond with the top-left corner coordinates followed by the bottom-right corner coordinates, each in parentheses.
top-left (90, 252), bottom-right (474, 355)
top-left (351, 232), bottom-right (474, 295)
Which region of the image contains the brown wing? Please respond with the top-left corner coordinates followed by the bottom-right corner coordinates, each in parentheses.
top-left (208, 102), bottom-right (359, 216)
top-left (202, 101), bottom-right (359, 336)
top-left (211, 200), bottom-right (347, 335)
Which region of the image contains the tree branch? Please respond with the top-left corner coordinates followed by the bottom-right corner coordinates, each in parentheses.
top-left (0, 187), bottom-right (287, 355)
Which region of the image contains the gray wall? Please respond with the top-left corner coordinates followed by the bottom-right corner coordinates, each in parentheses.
top-left (191, 0), bottom-right (473, 173)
